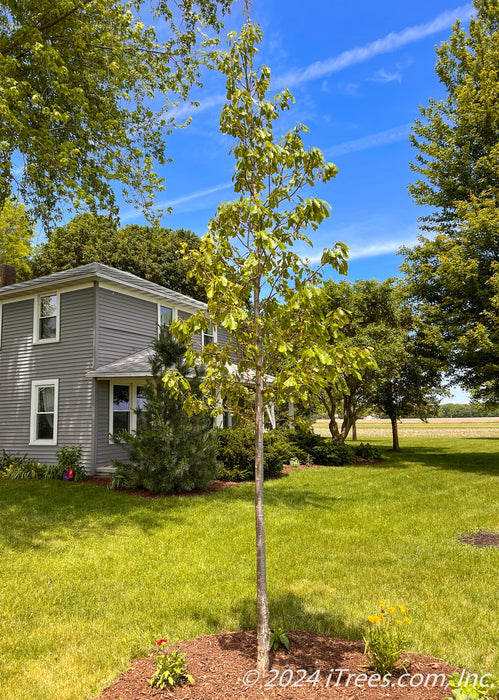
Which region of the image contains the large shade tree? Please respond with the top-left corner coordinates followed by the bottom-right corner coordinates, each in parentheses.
top-left (30, 213), bottom-right (206, 299)
top-left (165, 10), bottom-right (371, 672)
top-left (0, 0), bottom-right (231, 226)
top-left (402, 0), bottom-right (499, 404)
top-left (0, 198), bottom-right (34, 279)
top-left (318, 279), bottom-right (445, 450)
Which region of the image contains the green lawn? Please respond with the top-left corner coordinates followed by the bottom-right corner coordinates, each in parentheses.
top-left (0, 434), bottom-right (498, 700)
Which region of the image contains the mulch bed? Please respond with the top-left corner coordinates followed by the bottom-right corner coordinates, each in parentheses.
top-left (95, 630), bottom-right (459, 700)
top-left (458, 530), bottom-right (499, 548)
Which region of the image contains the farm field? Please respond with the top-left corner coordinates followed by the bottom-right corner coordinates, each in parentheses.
top-left (314, 417), bottom-right (499, 439)
top-left (0, 430), bottom-right (498, 700)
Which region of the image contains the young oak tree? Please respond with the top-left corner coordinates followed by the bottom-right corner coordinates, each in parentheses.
top-left (165, 12), bottom-right (371, 673)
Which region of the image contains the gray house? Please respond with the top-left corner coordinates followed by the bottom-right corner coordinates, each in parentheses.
top-left (0, 262), bottom-right (229, 475)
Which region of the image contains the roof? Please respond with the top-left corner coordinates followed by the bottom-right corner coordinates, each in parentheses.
top-left (86, 348), bottom-right (155, 378)
top-left (0, 262), bottom-right (207, 310)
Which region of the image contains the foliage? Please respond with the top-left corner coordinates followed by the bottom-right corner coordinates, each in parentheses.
top-left (113, 327), bottom-right (218, 494)
top-left (150, 641), bottom-right (194, 690)
top-left (282, 426), bottom-right (359, 466)
top-left (353, 443), bottom-right (382, 460)
top-left (446, 671), bottom-right (499, 700)
top-left (31, 215), bottom-right (207, 300)
top-left (439, 404), bottom-right (499, 418)
top-left (55, 444), bottom-right (85, 481)
top-left (0, 454), bottom-right (47, 479)
top-left (269, 622), bottom-right (297, 652)
top-left (216, 425), bottom-right (306, 481)
top-left (165, 8), bottom-right (371, 673)
top-left (0, 0), bottom-right (231, 226)
top-left (403, 0), bottom-right (499, 404)
top-left (363, 603), bottom-right (411, 676)
top-left (0, 446), bottom-right (85, 480)
top-left (318, 279), bottom-right (445, 450)
top-left (0, 198), bottom-right (34, 279)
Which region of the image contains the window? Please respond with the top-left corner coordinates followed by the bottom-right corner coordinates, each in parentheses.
top-left (202, 321), bottom-right (216, 346)
top-left (30, 379), bottom-right (59, 445)
top-left (159, 305), bottom-right (174, 329)
top-left (109, 382), bottom-right (146, 440)
top-left (34, 293), bottom-right (60, 343)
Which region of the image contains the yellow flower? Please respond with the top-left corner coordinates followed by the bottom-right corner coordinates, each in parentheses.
top-left (405, 617), bottom-right (412, 624)
top-left (380, 613), bottom-right (385, 620)
top-left (368, 615), bottom-right (381, 624)
top-left (379, 601), bottom-right (386, 607)
top-left (387, 606), bottom-right (396, 613)
top-left (396, 620), bottom-right (403, 626)
top-left (397, 605), bottom-right (405, 613)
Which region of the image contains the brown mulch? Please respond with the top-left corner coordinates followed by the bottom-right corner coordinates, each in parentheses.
top-left (459, 530), bottom-right (499, 548)
top-left (95, 630), bottom-right (459, 700)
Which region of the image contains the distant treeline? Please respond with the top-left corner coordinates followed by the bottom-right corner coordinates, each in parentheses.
top-left (437, 404), bottom-right (499, 418)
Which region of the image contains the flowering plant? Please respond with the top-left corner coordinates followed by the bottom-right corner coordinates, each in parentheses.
top-left (363, 602), bottom-right (411, 676)
top-left (150, 639), bottom-right (194, 690)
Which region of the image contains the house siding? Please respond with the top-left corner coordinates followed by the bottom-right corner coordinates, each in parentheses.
top-left (96, 286), bottom-right (157, 365)
top-left (0, 288), bottom-right (95, 470)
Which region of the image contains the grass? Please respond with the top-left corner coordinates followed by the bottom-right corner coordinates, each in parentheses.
top-left (0, 433), bottom-right (498, 699)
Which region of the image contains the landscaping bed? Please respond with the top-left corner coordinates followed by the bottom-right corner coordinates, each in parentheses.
top-left (96, 630), bottom-right (459, 700)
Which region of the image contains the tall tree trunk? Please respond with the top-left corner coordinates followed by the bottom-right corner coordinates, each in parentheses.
top-left (352, 416), bottom-right (357, 441)
top-left (390, 413), bottom-right (401, 451)
top-left (254, 366), bottom-right (270, 673)
top-left (322, 386), bottom-right (339, 439)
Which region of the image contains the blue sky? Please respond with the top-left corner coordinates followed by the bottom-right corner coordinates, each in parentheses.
top-left (118, 0), bottom-right (473, 288)
top-left (79, 1), bottom-right (478, 400)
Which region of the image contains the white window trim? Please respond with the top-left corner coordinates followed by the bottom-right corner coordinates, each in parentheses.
top-left (157, 303), bottom-right (177, 335)
top-left (33, 291), bottom-right (60, 344)
top-left (30, 379), bottom-right (59, 446)
top-left (202, 321), bottom-right (217, 347)
top-left (109, 381), bottom-right (146, 443)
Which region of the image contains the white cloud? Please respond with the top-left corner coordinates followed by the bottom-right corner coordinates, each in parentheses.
top-left (347, 237), bottom-right (418, 260)
top-left (121, 182), bottom-right (233, 222)
top-left (275, 4), bottom-right (473, 89)
top-left (171, 5), bottom-right (473, 120)
top-left (326, 124), bottom-right (411, 157)
top-left (369, 68), bottom-right (402, 83)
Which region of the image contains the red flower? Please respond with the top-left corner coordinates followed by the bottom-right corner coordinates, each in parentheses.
top-left (156, 639), bottom-right (168, 646)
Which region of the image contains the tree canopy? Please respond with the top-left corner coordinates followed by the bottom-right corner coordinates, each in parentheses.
top-left (403, 0), bottom-right (499, 404)
top-left (319, 279), bottom-right (445, 450)
top-left (0, 198), bottom-right (34, 279)
top-left (0, 0), bottom-right (231, 226)
top-left (30, 213), bottom-right (206, 300)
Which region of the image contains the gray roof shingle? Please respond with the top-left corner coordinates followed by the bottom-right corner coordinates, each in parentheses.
top-left (0, 262), bottom-right (207, 310)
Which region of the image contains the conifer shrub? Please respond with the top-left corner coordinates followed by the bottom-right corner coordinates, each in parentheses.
top-left (111, 328), bottom-right (218, 494)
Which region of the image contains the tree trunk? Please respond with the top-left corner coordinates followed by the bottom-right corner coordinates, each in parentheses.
top-left (321, 387), bottom-right (339, 440)
top-left (254, 368), bottom-right (270, 674)
top-left (390, 413), bottom-right (401, 451)
top-left (352, 418), bottom-right (357, 441)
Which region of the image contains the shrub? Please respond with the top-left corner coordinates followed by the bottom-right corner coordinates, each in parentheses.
top-left (354, 442), bottom-right (382, 460)
top-left (283, 426), bottom-right (358, 466)
top-left (216, 424), bottom-right (306, 481)
top-left (113, 328), bottom-right (218, 494)
top-left (55, 444), bottom-right (86, 480)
